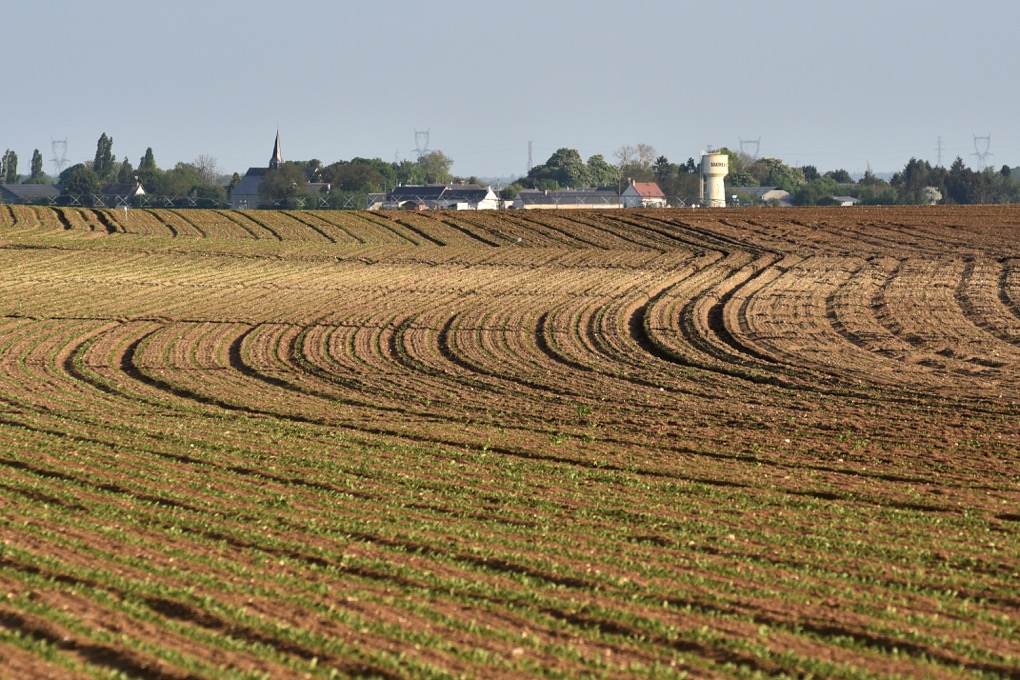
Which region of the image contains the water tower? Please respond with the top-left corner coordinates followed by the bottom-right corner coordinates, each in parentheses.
top-left (701, 152), bottom-right (729, 207)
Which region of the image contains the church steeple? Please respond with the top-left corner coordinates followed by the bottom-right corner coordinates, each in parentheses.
top-left (269, 130), bottom-right (283, 170)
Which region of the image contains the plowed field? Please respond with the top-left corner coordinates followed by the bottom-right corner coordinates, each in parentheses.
top-left (0, 204), bottom-right (1018, 678)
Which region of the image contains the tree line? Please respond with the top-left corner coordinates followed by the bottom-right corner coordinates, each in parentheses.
top-left (726, 150), bottom-right (1020, 206)
top-left (2, 133), bottom-right (468, 208)
top-left (509, 145), bottom-right (1020, 206)
top-left (252, 150), bottom-right (461, 207)
top-left (55, 134), bottom-right (227, 204)
top-left (499, 145), bottom-right (704, 202)
top-left (1, 148), bottom-right (48, 185)
top-left (4, 132), bottom-right (1019, 207)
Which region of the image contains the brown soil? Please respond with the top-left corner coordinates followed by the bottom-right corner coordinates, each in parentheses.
top-left (0, 204), bottom-right (1017, 678)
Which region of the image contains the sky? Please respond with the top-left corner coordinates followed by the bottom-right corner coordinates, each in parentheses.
top-left (6, 1), bottom-right (1019, 181)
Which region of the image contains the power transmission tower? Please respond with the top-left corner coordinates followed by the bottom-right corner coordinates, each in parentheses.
top-left (414, 129), bottom-right (431, 158)
top-left (50, 138), bottom-right (69, 176)
top-left (527, 140), bottom-right (533, 174)
top-left (935, 136), bottom-right (944, 167)
top-left (972, 134), bottom-right (992, 170)
top-left (739, 137), bottom-right (760, 159)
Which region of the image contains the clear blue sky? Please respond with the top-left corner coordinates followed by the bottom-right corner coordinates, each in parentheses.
top-left (7, 0), bottom-right (1018, 180)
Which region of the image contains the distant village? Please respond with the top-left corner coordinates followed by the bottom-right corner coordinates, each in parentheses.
top-left (0, 131), bottom-right (839, 211)
top-left (228, 134), bottom-right (666, 211)
top-left (3, 129), bottom-right (1018, 209)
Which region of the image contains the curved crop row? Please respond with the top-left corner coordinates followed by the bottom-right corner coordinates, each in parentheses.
top-left (1, 205), bottom-right (1018, 678)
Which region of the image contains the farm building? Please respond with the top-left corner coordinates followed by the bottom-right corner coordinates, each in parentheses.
top-left (621, 181), bottom-right (667, 208)
top-left (731, 186), bottom-right (792, 206)
top-left (0, 183), bottom-right (60, 205)
top-left (231, 131), bottom-right (284, 209)
top-left (101, 182), bottom-right (146, 207)
top-left (372, 184), bottom-right (499, 211)
top-left (513, 188), bottom-right (622, 210)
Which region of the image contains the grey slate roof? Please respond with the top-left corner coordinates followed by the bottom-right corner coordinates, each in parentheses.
top-left (516, 187), bottom-right (620, 206)
top-left (102, 183), bottom-right (145, 197)
top-left (234, 168), bottom-right (268, 192)
top-left (230, 168), bottom-right (269, 208)
top-left (390, 185), bottom-right (447, 202)
top-left (0, 183), bottom-right (60, 203)
top-left (731, 186), bottom-right (787, 198)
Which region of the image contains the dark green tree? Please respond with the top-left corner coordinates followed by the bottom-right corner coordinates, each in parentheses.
top-left (945, 157), bottom-right (972, 204)
top-left (59, 163), bottom-right (100, 196)
top-left (393, 159), bottom-right (425, 186)
top-left (322, 158), bottom-right (394, 193)
top-left (792, 177), bottom-right (840, 206)
top-left (526, 148), bottom-right (591, 188)
top-left (897, 158), bottom-right (930, 193)
top-left (190, 182), bottom-right (228, 205)
top-left (93, 133), bottom-right (115, 180)
top-left (659, 168), bottom-right (702, 205)
top-left (825, 169), bottom-right (853, 184)
top-left (499, 182), bottom-right (524, 200)
top-left (26, 149), bottom-right (47, 183)
top-left (146, 160), bottom-right (228, 205)
top-left (147, 162), bottom-right (225, 203)
top-left (259, 162), bottom-right (309, 204)
top-left (647, 155), bottom-right (697, 203)
top-left (356, 158), bottom-right (396, 187)
top-left (338, 159), bottom-right (397, 190)
top-left (136, 147), bottom-right (160, 190)
top-left (117, 158), bottom-right (136, 184)
top-left (2, 149), bottom-right (18, 183)
top-left (586, 154), bottom-right (619, 187)
top-left (990, 167), bottom-right (1020, 203)
top-left (854, 168), bottom-right (898, 204)
top-left (139, 147), bottom-right (157, 173)
top-left (749, 157), bottom-right (806, 191)
top-left (890, 158), bottom-right (948, 204)
top-left (653, 156), bottom-right (672, 183)
top-left (281, 159), bottom-right (322, 183)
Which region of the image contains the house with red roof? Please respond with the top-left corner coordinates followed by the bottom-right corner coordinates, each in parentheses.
top-left (621, 181), bottom-right (667, 208)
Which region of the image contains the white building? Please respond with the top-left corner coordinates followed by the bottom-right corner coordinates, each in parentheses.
top-left (376, 184), bottom-right (499, 210)
top-left (621, 181), bottom-right (667, 208)
top-left (101, 182), bottom-right (146, 207)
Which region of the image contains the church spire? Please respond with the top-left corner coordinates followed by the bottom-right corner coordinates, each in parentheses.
top-left (269, 130), bottom-right (283, 170)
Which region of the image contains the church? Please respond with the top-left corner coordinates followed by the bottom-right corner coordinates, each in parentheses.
top-left (230, 131), bottom-right (283, 209)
